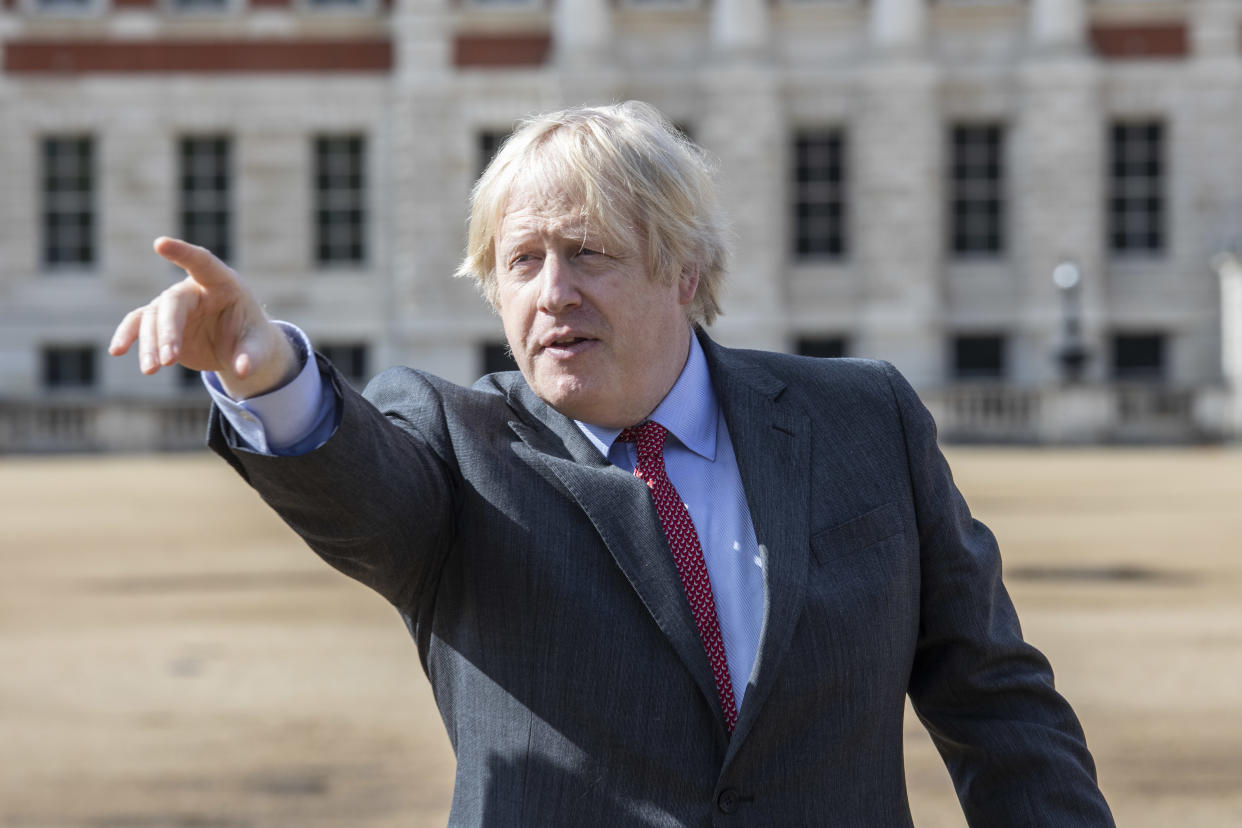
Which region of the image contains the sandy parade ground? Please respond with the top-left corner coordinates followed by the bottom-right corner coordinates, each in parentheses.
top-left (2, 447), bottom-right (1240, 827)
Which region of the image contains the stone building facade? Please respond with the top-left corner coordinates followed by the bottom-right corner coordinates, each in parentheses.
top-left (1, 0), bottom-right (1239, 450)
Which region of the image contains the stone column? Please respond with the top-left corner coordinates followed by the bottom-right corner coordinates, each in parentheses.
top-left (555, 0), bottom-right (613, 68)
top-left (696, 39), bottom-right (784, 351)
top-left (851, 58), bottom-right (942, 387)
top-left (1190, 0), bottom-right (1240, 60)
top-left (869, 0), bottom-right (926, 57)
top-left (1014, 0), bottom-right (1102, 386)
top-left (852, 0), bottom-right (939, 386)
top-left (1028, 0), bottom-right (1087, 55)
top-left (1215, 254), bottom-right (1242, 438)
top-left (387, 0), bottom-right (469, 377)
top-left (711, 0), bottom-right (770, 58)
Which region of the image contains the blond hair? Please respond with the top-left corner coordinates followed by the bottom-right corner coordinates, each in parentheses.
top-left (456, 100), bottom-right (728, 326)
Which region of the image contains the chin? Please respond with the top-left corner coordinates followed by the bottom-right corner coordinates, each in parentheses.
top-left (534, 377), bottom-right (608, 422)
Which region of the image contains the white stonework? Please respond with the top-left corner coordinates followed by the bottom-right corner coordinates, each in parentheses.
top-left (0, 0), bottom-right (1237, 450)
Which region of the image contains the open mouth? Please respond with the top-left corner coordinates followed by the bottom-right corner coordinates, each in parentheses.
top-left (541, 335), bottom-right (597, 356)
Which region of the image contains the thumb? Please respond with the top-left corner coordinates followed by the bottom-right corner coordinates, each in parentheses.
top-left (153, 237), bottom-right (236, 290)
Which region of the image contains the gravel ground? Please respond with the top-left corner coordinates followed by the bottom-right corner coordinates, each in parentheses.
top-left (2, 447), bottom-right (1240, 827)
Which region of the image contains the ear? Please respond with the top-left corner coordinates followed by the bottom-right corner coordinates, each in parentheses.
top-left (678, 264), bottom-right (700, 307)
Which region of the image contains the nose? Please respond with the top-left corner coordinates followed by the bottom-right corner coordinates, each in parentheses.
top-left (536, 251), bottom-right (582, 313)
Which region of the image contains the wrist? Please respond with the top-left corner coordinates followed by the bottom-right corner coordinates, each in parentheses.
top-left (218, 324), bottom-right (301, 401)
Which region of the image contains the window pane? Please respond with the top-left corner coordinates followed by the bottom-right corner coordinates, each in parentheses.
top-left (315, 135), bottom-right (367, 266)
top-left (478, 129), bottom-right (511, 178)
top-left (952, 335), bottom-right (1005, 380)
top-left (949, 124), bottom-right (1004, 257)
top-left (792, 130), bottom-right (847, 259)
top-left (42, 137), bottom-right (95, 269)
top-left (42, 346), bottom-right (96, 389)
top-left (796, 337), bottom-right (847, 359)
top-left (319, 343), bottom-right (370, 388)
top-left (180, 136), bottom-right (232, 263)
top-left (1111, 333), bottom-right (1165, 381)
top-left (1109, 122), bottom-right (1164, 254)
top-left (480, 342), bottom-right (518, 376)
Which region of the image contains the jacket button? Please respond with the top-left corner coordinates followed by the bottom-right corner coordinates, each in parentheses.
top-left (716, 788), bottom-right (740, 814)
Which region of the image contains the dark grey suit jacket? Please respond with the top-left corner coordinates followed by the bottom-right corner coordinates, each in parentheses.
top-left (210, 330), bottom-right (1114, 827)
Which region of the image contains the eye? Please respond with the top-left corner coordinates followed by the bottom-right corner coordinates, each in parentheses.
top-left (575, 247), bottom-right (602, 258)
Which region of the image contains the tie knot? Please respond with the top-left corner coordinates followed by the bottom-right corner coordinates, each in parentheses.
top-left (617, 420), bottom-right (668, 463)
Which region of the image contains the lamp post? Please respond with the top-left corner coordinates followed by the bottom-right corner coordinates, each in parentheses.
top-left (1053, 261), bottom-right (1089, 383)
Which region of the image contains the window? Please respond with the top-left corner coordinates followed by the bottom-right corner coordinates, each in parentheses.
top-left (170, 0), bottom-right (228, 10)
top-left (42, 345), bottom-right (96, 389)
top-left (952, 334), bottom-right (1005, 381)
top-left (949, 124), bottom-right (1004, 257)
top-left (793, 130), bottom-right (847, 259)
top-left (480, 341), bottom-right (518, 376)
top-left (796, 337), bottom-right (847, 359)
top-left (1109, 121), bottom-right (1164, 254)
top-left (33, 0), bottom-right (95, 12)
top-left (178, 365), bottom-right (205, 390)
top-left (1111, 333), bottom-right (1165, 381)
top-left (478, 129), bottom-right (511, 178)
top-left (41, 136), bottom-right (95, 269)
top-left (314, 135), bottom-right (367, 266)
top-left (319, 342), bottom-right (370, 388)
top-left (305, 0), bottom-right (369, 10)
top-left (179, 136), bottom-right (232, 263)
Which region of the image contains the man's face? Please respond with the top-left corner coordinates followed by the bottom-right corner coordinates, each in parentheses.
top-left (494, 180), bottom-right (698, 428)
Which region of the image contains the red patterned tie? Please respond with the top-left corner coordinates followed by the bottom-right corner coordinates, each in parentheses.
top-left (618, 420), bottom-right (738, 733)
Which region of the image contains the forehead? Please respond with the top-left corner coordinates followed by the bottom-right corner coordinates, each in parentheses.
top-left (498, 186), bottom-right (586, 242)
top-left (494, 171), bottom-right (632, 250)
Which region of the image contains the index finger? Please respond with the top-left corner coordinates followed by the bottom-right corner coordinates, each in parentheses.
top-left (153, 237), bottom-right (236, 289)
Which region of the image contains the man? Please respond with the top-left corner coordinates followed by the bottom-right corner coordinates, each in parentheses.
top-left (110, 101), bottom-right (1114, 826)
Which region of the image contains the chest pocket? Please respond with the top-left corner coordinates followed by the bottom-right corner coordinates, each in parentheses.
top-left (811, 501), bottom-right (904, 564)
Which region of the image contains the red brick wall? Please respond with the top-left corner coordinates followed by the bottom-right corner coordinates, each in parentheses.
top-left (4, 39), bottom-right (393, 74)
top-left (453, 34), bottom-right (551, 68)
top-left (1090, 23), bottom-right (1189, 59)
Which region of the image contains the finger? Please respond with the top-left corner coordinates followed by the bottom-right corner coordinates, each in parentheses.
top-left (138, 301), bottom-right (161, 374)
top-left (153, 237), bottom-right (235, 289)
top-left (155, 284), bottom-right (195, 366)
top-left (108, 307), bottom-right (144, 356)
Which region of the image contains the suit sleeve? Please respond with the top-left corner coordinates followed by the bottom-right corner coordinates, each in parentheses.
top-left (884, 364), bottom-right (1115, 827)
top-left (208, 355), bottom-right (460, 612)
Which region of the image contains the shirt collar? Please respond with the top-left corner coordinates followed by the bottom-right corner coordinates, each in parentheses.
top-left (575, 330), bottom-right (719, 462)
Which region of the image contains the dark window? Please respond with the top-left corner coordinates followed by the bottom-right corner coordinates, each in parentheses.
top-left (320, 343), bottom-right (370, 388)
top-left (178, 365), bottom-right (205, 390)
top-left (171, 0), bottom-right (228, 9)
top-left (179, 136), bottom-right (232, 264)
top-left (952, 335), bottom-right (1005, 381)
top-left (950, 124), bottom-right (1004, 257)
top-left (1109, 121), bottom-right (1165, 254)
top-left (1111, 333), bottom-right (1165, 381)
top-left (796, 337), bottom-right (847, 359)
top-left (41, 136), bottom-right (95, 269)
top-left (480, 342), bottom-right (519, 376)
top-left (478, 130), bottom-right (511, 178)
top-left (792, 130), bottom-right (847, 259)
top-left (42, 346), bottom-right (96, 389)
top-left (314, 135), bottom-right (367, 266)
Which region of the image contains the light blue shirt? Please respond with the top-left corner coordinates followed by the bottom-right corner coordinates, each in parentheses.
top-left (207, 326), bottom-right (767, 712)
top-left (574, 332), bottom-right (766, 711)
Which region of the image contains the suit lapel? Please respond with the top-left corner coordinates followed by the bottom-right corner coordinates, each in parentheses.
top-left (700, 333), bottom-right (812, 752)
top-left (502, 380), bottom-right (729, 736)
